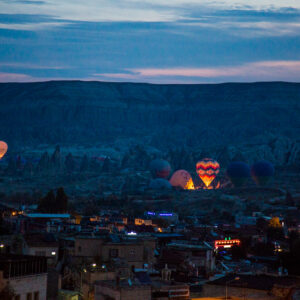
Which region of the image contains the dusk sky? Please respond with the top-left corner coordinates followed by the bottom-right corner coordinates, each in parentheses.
top-left (1, 0), bottom-right (300, 83)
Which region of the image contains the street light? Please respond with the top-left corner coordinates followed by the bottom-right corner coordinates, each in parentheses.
top-left (225, 276), bottom-right (240, 300)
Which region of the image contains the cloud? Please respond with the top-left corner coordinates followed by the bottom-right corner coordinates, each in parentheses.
top-left (0, 72), bottom-right (33, 82)
top-left (0, 22), bottom-right (68, 30)
top-left (0, 62), bottom-right (66, 69)
top-left (1, 0), bottom-right (300, 24)
top-left (94, 60), bottom-right (300, 83)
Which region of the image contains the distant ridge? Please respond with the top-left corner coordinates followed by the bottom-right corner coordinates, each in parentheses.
top-left (0, 81), bottom-right (299, 148)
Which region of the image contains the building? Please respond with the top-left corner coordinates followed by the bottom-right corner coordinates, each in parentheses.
top-left (74, 235), bottom-right (156, 269)
top-left (94, 278), bottom-right (190, 300)
top-left (0, 254), bottom-right (47, 300)
top-left (160, 241), bottom-right (215, 278)
top-left (23, 233), bottom-right (59, 264)
top-left (94, 279), bottom-right (152, 300)
top-left (201, 274), bottom-right (300, 300)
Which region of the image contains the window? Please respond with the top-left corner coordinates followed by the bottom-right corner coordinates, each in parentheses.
top-left (109, 249), bottom-right (119, 258)
top-left (129, 249), bottom-right (136, 255)
top-left (34, 291), bottom-right (39, 300)
top-left (35, 251), bottom-right (46, 256)
top-left (14, 295), bottom-right (20, 300)
top-left (78, 246), bottom-right (82, 252)
top-left (26, 293), bottom-right (32, 300)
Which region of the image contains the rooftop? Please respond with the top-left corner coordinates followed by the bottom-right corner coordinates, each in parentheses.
top-left (207, 274), bottom-right (300, 291)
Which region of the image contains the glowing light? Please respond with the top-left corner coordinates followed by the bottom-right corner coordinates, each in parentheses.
top-left (127, 231), bottom-right (137, 235)
top-left (185, 178), bottom-right (195, 190)
top-left (147, 212), bottom-right (156, 215)
top-left (159, 213), bottom-right (173, 216)
top-left (214, 239), bottom-right (241, 249)
top-left (51, 251), bottom-right (56, 256)
top-left (196, 158), bottom-right (220, 188)
top-left (0, 244), bottom-right (4, 248)
top-left (92, 263), bottom-right (97, 267)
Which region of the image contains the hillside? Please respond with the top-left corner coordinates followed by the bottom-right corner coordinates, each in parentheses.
top-left (0, 81), bottom-right (299, 165)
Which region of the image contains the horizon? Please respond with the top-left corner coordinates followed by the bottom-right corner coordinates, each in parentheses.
top-left (1, 79), bottom-right (300, 85)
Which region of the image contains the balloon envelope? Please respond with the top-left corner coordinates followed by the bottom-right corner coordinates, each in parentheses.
top-left (226, 161), bottom-right (250, 187)
top-left (149, 178), bottom-right (172, 190)
top-left (251, 160), bottom-right (274, 186)
top-left (169, 170), bottom-right (194, 190)
top-left (0, 141), bottom-right (8, 159)
top-left (196, 158), bottom-right (220, 187)
top-left (150, 159), bottom-right (171, 179)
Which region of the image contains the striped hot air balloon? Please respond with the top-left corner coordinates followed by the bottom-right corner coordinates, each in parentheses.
top-left (196, 158), bottom-right (220, 188)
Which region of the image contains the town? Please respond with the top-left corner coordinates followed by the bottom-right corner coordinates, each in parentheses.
top-left (0, 143), bottom-right (300, 300)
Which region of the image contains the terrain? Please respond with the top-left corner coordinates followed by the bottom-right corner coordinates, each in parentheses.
top-left (0, 81), bottom-right (299, 166)
top-left (0, 81), bottom-right (299, 206)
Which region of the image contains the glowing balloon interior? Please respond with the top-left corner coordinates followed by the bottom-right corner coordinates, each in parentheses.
top-left (0, 141), bottom-right (8, 159)
top-left (196, 158), bottom-right (220, 187)
top-left (169, 170), bottom-right (195, 190)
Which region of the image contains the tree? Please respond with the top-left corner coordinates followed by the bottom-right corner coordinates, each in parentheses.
top-left (38, 190), bottom-right (56, 213)
top-left (38, 188), bottom-right (68, 213)
top-left (56, 187), bottom-right (68, 213)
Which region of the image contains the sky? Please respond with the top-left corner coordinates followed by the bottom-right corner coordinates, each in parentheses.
top-left (1, 0), bottom-right (300, 83)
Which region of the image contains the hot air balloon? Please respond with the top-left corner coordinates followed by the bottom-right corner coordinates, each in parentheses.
top-left (196, 158), bottom-right (220, 188)
top-left (251, 160), bottom-right (274, 186)
top-left (226, 161), bottom-right (250, 187)
top-left (169, 170), bottom-right (194, 190)
top-left (150, 159), bottom-right (171, 179)
top-left (0, 141), bottom-right (8, 160)
top-left (149, 178), bottom-right (172, 190)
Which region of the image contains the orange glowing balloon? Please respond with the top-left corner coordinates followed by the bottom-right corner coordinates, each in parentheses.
top-left (169, 170), bottom-right (195, 190)
top-left (0, 141), bottom-right (8, 159)
top-left (196, 158), bottom-right (220, 187)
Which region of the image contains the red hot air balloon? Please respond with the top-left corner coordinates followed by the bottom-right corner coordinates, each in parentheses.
top-left (0, 141), bottom-right (8, 160)
top-left (150, 159), bottom-right (171, 179)
top-left (196, 158), bottom-right (220, 188)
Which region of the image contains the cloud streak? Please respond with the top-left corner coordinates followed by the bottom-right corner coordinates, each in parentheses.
top-left (0, 72), bottom-right (33, 82)
top-left (95, 60), bottom-right (300, 83)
